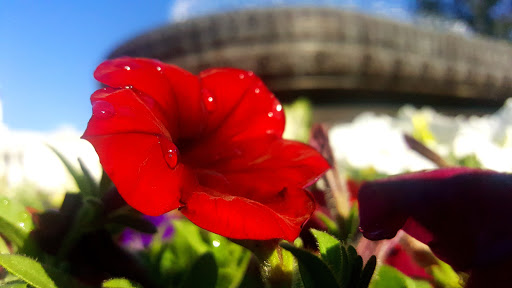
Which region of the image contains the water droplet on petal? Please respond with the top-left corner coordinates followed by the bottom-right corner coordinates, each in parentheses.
top-left (124, 66), bottom-right (131, 71)
top-left (254, 88), bottom-right (260, 94)
top-left (276, 104), bottom-right (282, 112)
top-left (156, 66), bottom-right (162, 71)
top-left (268, 112), bottom-right (274, 118)
top-left (124, 85), bottom-right (133, 89)
top-left (159, 136), bottom-right (179, 169)
top-left (247, 71), bottom-right (254, 76)
top-left (202, 89), bottom-right (216, 112)
top-left (92, 100), bottom-right (115, 120)
top-left (238, 73), bottom-right (245, 79)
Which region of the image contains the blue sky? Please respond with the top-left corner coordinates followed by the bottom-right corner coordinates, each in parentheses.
top-left (0, 0), bottom-right (415, 132)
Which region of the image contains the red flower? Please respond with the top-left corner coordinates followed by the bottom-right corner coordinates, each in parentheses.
top-left (358, 167), bottom-right (512, 272)
top-left (82, 57), bottom-right (329, 241)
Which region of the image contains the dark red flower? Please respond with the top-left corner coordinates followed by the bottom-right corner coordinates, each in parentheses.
top-left (82, 57), bottom-right (329, 241)
top-left (358, 167), bottom-right (512, 272)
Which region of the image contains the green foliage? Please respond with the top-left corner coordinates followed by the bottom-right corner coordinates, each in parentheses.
top-left (345, 167), bottom-right (388, 182)
top-left (315, 212), bottom-right (340, 238)
top-left (102, 278), bottom-right (142, 288)
top-left (280, 242), bottom-right (339, 288)
top-left (107, 213), bottom-right (157, 234)
top-left (0, 254), bottom-right (56, 288)
top-left (310, 230), bottom-right (343, 284)
top-left (48, 146), bottom-right (96, 197)
top-left (49, 146), bottom-right (112, 199)
top-left (0, 196), bottom-right (34, 250)
top-left (282, 230), bottom-right (376, 288)
top-left (0, 254), bottom-right (90, 288)
top-left (283, 98), bottom-right (313, 143)
top-left (428, 261), bottom-right (463, 288)
top-left (180, 253), bottom-right (218, 288)
top-left (369, 265), bottom-right (432, 288)
top-left (0, 281), bottom-right (28, 288)
top-left (451, 153), bottom-right (482, 168)
top-left (338, 205), bottom-right (360, 243)
top-left (142, 219), bottom-right (250, 288)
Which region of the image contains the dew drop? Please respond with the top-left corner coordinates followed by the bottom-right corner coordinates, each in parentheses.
top-left (159, 136), bottom-right (179, 169)
top-left (268, 112), bottom-right (274, 117)
top-left (92, 101), bottom-right (115, 120)
top-left (238, 73), bottom-right (245, 79)
top-left (2, 199), bottom-right (8, 205)
top-left (124, 66), bottom-right (131, 71)
top-left (212, 240), bottom-right (220, 247)
top-left (202, 89), bottom-right (217, 112)
top-left (254, 88), bottom-right (260, 94)
top-left (156, 66), bottom-right (162, 71)
top-left (276, 104), bottom-right (282, 112)
top-left (247, 71), bottom-right (254, 76)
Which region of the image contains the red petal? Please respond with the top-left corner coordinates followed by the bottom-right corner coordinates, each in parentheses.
top-left (181, 79), bottom-right (285, 165)
top-left (198, 68), bottom-right (262, 135)
top-left (82, 87), bottom-right (184, 216)
top-left (358, 167), bottom-right (512, 271)
top-left (180, 187), bottom-right (315, 241)
top-left (84, 88), bottom-right (169, 138)
top-left (94, 58), bottom-right (184, 137)
top-left (160, 63), bottom-right (206, 140)
top-left (185, 138), bottom-right (329, 201)
top-left (85, 133), bottom-right (186, 216)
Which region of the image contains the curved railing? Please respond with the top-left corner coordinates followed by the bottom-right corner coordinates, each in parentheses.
top-left (109, 7), bottom-right (512, 104)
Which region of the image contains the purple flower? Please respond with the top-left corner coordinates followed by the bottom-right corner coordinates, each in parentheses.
top-left (120, 213), bottom-right (175, 250)
top-left (358, 167), bottom-right (512, 286)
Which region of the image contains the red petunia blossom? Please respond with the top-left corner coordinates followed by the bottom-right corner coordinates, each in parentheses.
top-left (358, 167), bottom-right (512, 274)
top-left (82, 57), bottom-right (329, 241)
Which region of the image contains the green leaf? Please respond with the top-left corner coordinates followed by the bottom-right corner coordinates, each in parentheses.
top-left (315, 212), bottom-right (340, 239)
top-left (0, 281), bottom-right (28, 288)
top-left (345, 205), bottom-right (360, 240)
top-left (0, 218), bottom-right (26, 249)
top-left (180, 252), bottom-right (218, 288)
top-left (108, 214), bottom-right (157, 234)
top-left (78, 158), bottom-right (99, 197)
top-left (142, 219), bottom-right (250, 288)
top-left (102, 278), bottom-right (142, 288)
top-left (370, 265), bottom-right (432, 288)
top-left (310, 229), bottom-right (343, 285)
top-left (358, 256), bottom-right (376, 288)
top-left (0, 197), bottom-right (34, 248)
top-left (429, 260), bottom-right (463, 288)
top-left (0, 254), bottom-right (56, 288)
top-left (280, 242), bottom-right (339, 288)
top-left (0, 236), bottom-right (10, 254)
top-left (348, 254), bottom-right (363, 288)
top-left (48, 146), bottom-right (91, 196)
top-left (340, 246), bottom-right (350, 288)
top-left (99, 169), bottom-right (113, 194)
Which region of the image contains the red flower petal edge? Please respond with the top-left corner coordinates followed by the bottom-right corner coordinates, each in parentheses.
top-left (358, 167), bottom-right (512, 271)
top-left (82, 57), bottom-right (330, 241)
